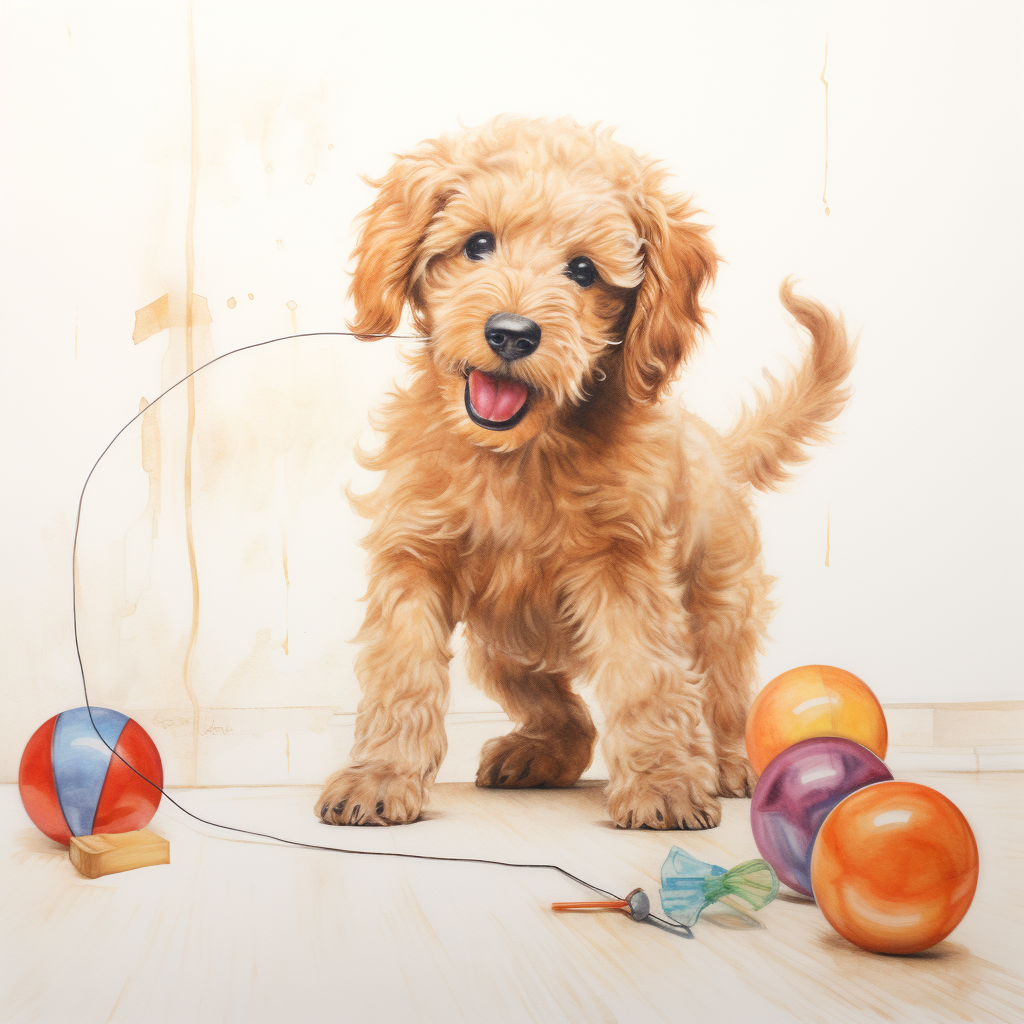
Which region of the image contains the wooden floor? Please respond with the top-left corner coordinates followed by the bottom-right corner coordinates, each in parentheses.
top-left (2, 772), bottom-right (1022, 1024)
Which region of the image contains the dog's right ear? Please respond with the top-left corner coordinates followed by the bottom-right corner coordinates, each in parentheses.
top-left (348, 141), bottom-right (458, 338)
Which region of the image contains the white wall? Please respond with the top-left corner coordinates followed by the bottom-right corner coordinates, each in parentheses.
top-left (2, 0), bottom-right (1021, 785)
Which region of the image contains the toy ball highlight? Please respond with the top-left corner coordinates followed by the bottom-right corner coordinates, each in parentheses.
top-left (745, 665), bottom-right (887, 776)
top-left (750, 736), bottom-right (893, 896)
top-left (811, 780), bottom-right (979, 954)
top-left (19, 707), bottom-right (163, 846)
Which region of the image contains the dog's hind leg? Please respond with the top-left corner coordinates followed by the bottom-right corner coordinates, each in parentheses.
top-left (695, 616), bottom-right (764, 799)
top-left (686, 498), bottom-right (775, 798)
top-left (468, 639), bottom-right (596, 789)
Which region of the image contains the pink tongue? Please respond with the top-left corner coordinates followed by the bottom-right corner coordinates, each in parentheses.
top-left (468, 370), bottom-right (528, 421)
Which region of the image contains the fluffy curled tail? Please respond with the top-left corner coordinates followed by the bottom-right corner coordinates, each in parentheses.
top-left (721, 278), bottom-right (856, 492)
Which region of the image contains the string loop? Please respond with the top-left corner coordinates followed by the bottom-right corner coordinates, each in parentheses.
top-left (70, 330), bottom-right (688, 931)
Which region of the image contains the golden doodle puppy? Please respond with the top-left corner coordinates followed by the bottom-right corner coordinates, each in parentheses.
top-left (316, 116), bottom-right (854, 830)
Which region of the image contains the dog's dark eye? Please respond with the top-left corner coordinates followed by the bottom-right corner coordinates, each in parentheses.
top-left (464, 232), bottom-right (496, 261)
top-left (566, 256), bottom-right (597, 288)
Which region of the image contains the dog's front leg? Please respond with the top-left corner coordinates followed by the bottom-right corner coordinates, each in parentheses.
top-left (578, 581), bottom-right (722, 830)
top-left (316, 564), bottom-right (454, 826)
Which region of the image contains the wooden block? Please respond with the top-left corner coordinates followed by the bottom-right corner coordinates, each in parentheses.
top-left (69, 829), bottom-right (170, 879)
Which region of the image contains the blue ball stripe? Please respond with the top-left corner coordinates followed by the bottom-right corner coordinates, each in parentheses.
top-left (52, 707), bottom-right (129, 837)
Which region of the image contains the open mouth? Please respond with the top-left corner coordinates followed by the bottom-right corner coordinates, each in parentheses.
top-left (464, 368), bottom-right (531, 431)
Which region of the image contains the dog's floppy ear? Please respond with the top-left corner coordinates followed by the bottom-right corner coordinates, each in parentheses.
top-left (623, 176), bottom-right (718, 403)
top-left (348, 141), bottom-right (458, 337)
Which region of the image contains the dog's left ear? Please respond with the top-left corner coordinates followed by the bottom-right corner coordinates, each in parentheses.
top-left (623, 181), bottom-right (718, 403)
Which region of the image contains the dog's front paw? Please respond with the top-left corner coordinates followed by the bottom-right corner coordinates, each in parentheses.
top-left (315, 763), bottom-right (427, 826)
top-left (607, 777), bottom-right (722, 830)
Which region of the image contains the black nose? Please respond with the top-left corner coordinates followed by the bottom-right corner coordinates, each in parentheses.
top-left (484, 312), bottom-right (541, 361)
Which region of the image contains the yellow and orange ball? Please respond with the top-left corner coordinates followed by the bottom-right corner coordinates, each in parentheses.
top-left (745, 664), bottom-right (887, 776)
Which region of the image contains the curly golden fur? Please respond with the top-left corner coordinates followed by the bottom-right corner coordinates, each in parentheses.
top-left (315, 116), bottom-right (854, 830)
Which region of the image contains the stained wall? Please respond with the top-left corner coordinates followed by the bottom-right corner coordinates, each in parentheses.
top-left (2, 2), bottom-right (1020, 785)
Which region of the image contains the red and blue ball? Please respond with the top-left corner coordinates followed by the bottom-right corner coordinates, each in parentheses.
top-left (18, 706), bottom-right (162, 846)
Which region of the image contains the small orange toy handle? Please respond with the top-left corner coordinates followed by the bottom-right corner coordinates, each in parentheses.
top-left (551, 899), bottom-right (630, 914)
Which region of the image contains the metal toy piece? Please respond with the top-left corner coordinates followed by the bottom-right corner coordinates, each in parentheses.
top-left (551, 886), bottom-right (650, 921)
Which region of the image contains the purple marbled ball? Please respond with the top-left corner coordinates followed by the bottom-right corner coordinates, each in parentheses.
top-left (750, 736), bottom-right (893, 897)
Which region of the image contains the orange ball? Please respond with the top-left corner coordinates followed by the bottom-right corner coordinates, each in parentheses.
top-left (745, 665), bottom-right (887, 775)
top-left (811, 781), bottom-right (979, 954)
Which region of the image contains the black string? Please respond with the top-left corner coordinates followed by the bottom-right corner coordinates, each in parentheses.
top-left (69, 328), bottom-right (689, 932)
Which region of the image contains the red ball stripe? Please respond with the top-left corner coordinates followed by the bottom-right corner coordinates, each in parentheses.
top-left (92, 718), bottom-right (163, 834)
top-left (18, 715), bottom-right (72, 846)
